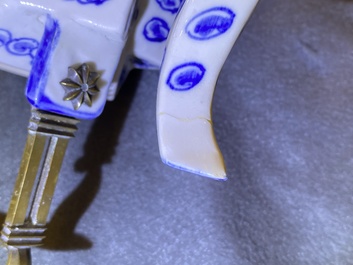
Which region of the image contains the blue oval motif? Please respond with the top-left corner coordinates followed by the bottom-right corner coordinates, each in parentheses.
top-left (6, 38), bottom-right (39, 57)
top-left (167, 62), bottom-right (206, 91)
top-left (156, 0), bottom-right (183, 14)
top-left (186, 7), bottom-right (235, 40)
top-left (143, 18), bottom-right (170, 42)
top-left (77, 0), bottom-right (108, 5)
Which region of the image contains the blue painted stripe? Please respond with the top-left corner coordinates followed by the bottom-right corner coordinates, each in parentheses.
top-left (30, 95), bottom-right (106, 119)
top-left (26, 15), bottom-right (61, 106)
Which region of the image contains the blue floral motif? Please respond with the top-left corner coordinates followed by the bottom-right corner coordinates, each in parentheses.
top-left (186, 7), bottom-right (235, 40)
top-left (0, 29), bottom-right (12, 47)
top-left (0, 28), bottom-right (39, 61)
top-left (76, 0), bottom-right (108, 5)
top-left (156, 0), bottom-right (183, 14)
top-left (143, 18), bottom-right (170, 42)
top-left (6, 38), bottom-right (39, 58)
top-left (167, 62), bottom-right (206, 91)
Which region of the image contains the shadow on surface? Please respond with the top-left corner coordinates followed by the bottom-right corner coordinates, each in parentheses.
top-left (43, 70), bottom-right (142, 250)
top-left (0, 213), bottom-right (5, 227)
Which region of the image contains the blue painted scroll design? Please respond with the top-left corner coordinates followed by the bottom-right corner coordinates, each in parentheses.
top-left (76, 0), bottom-right (108, 5)
top-left (0, 28), bottom-right (39, 61)
top-left (143, 17), bottom-right (170, 42)
top-left (64, 0), bottom-right (108, 5)
top-left (0, 29), bottom-right (11, 47)
top-left (156, 0), bottom-right (183, 14)
top-left (167, 62), bottom-right (206, 91)
top-left (186, 7), bottom-right (235, 40)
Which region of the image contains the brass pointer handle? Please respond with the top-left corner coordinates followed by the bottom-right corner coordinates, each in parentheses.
top-left (1, 109), bottom-right (79, 265)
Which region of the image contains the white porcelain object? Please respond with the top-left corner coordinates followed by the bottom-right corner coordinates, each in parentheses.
top-left (0, 0), bottom-right (258, 179)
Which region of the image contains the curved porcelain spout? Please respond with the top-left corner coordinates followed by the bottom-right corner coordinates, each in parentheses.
top-left (156, 0), bottom-right (259, 179)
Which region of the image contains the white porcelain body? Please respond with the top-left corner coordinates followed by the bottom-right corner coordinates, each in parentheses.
top-left (0, 0), bottom-right (258, 179)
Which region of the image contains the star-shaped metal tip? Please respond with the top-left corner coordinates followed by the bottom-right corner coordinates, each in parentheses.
top-left (60, 63), bottom-right (100, 110)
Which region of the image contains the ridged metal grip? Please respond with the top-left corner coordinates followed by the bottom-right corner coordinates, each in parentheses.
top-left (1, 109), bottom-right (79, 265)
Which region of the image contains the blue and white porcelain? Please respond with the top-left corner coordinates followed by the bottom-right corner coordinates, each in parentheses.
top-left (0, 0), bottom-right (259, 179)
